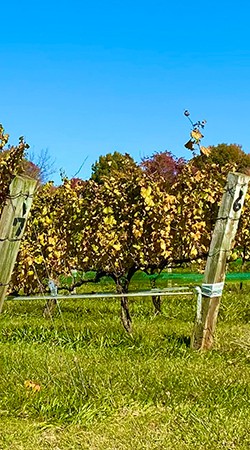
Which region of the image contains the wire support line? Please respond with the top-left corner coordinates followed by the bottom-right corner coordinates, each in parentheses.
top-left (224, 181), bottom-right (247, 193)
top-left (216, 216), bottom-right (242, 222)
top-left (6, 192), bottom-right (35, 200)
top-left (0, 237), bottom-right (22, 242)
top-left (0, 282), bottom-right (9, 287)
top-left (207, 248), bottom-right (231, 258)
top-left (12, 288), bottom-right (194, 301)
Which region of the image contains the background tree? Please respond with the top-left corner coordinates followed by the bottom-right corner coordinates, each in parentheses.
top-left (21, 160), bottom-right (42, 182)
top-left (193, 143), bottom-right (250, 174)
top-left (140, 150), bottom-right (186, 190)
top-left (91, 151), bottom-right (139, 183)
top-left (27, 148), bottom-right (56, 184)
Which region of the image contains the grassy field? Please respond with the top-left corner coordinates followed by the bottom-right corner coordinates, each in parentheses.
top-left (1, 277), bottom-right (250, 449)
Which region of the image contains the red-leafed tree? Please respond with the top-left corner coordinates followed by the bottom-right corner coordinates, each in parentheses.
top-left (140, 151), bottom-right (186, 190)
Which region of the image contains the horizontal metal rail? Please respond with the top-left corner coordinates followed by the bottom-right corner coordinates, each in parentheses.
top-left (11, 287), bottom-right (194, 301)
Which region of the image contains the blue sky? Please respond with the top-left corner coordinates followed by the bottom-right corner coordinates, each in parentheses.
top-left (1, 1), bottom-right (250, 183)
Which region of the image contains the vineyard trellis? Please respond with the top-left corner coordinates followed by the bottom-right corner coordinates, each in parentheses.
top-left (0, 172), bottom-right (249, 350)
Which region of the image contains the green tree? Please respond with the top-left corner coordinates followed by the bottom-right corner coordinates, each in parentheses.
top-left (91, 151), bottom-right (139, 183)
top-left (193, 143), bottom-right (250, 174)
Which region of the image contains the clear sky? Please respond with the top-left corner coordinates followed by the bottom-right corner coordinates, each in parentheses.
top-left (1, 0), bottom-right (250, 183)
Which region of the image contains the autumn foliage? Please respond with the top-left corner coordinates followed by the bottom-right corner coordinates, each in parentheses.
top-left (1, 124), bottom-right (250, 306)
top-left (0, 126), bottom-right (29, 217)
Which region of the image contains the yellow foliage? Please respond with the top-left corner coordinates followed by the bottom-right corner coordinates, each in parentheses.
top-left (141, 186), bottom-right (152, 198)
top-left (190, 129), bottom-right (203, 141)
top-left (103, 215), bottom-right (117, 225)
top-left (103, 206), bottom-right (113, 214)
top-left (200, 146), bottom-right (211, 156)
top-left (24, 380), bottom-right (41, 392)
top-left (113, 243), bottom-right (121, 251)
top-left (34, 255), bottom-right (43, 264)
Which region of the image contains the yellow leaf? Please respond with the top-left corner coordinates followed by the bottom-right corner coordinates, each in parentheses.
top-left (141, 186), bottom-right (154, 207)
top-left (113, 243), bottom-right (121, 251)
top-left (191, 129), bottom-right (203, 141)
top-left (48, 236), bottom-right (55, 245)
top-left (160, 240), bottom-right (166, 251)
top-left (24, 380), bottom-right (41, 392)
top-left (103, 215), bottom-right (116, 225)
top-left (200, 146), bottom-right (211, 156)
top-left (34, 255), bottom-right (43, 264)
top-left (145, 197), bottom-right (154, 207)
top-left (103, 206), bottom-right (113, 214)
top-left (190, 247), bottom-right (198, 257)
top-left (141, 186), bottom-right (152, 198)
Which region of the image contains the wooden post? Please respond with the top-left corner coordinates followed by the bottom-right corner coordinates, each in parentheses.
top-left (191, 172), bottom-right (250, 350)
top-left (0, 176), bottom-right (37, 312)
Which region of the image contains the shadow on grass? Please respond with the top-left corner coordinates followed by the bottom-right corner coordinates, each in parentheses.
top-left (163, 332), bottom-right (191, 348)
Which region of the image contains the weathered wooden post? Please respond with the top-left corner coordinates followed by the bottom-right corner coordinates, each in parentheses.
top-left (191, 172), bottom-right (250, 350)
top-left (0, 175), bottom-right (37, 312)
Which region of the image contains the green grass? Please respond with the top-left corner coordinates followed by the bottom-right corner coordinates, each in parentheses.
top-left (1, 281), bottom-right (250, 449)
